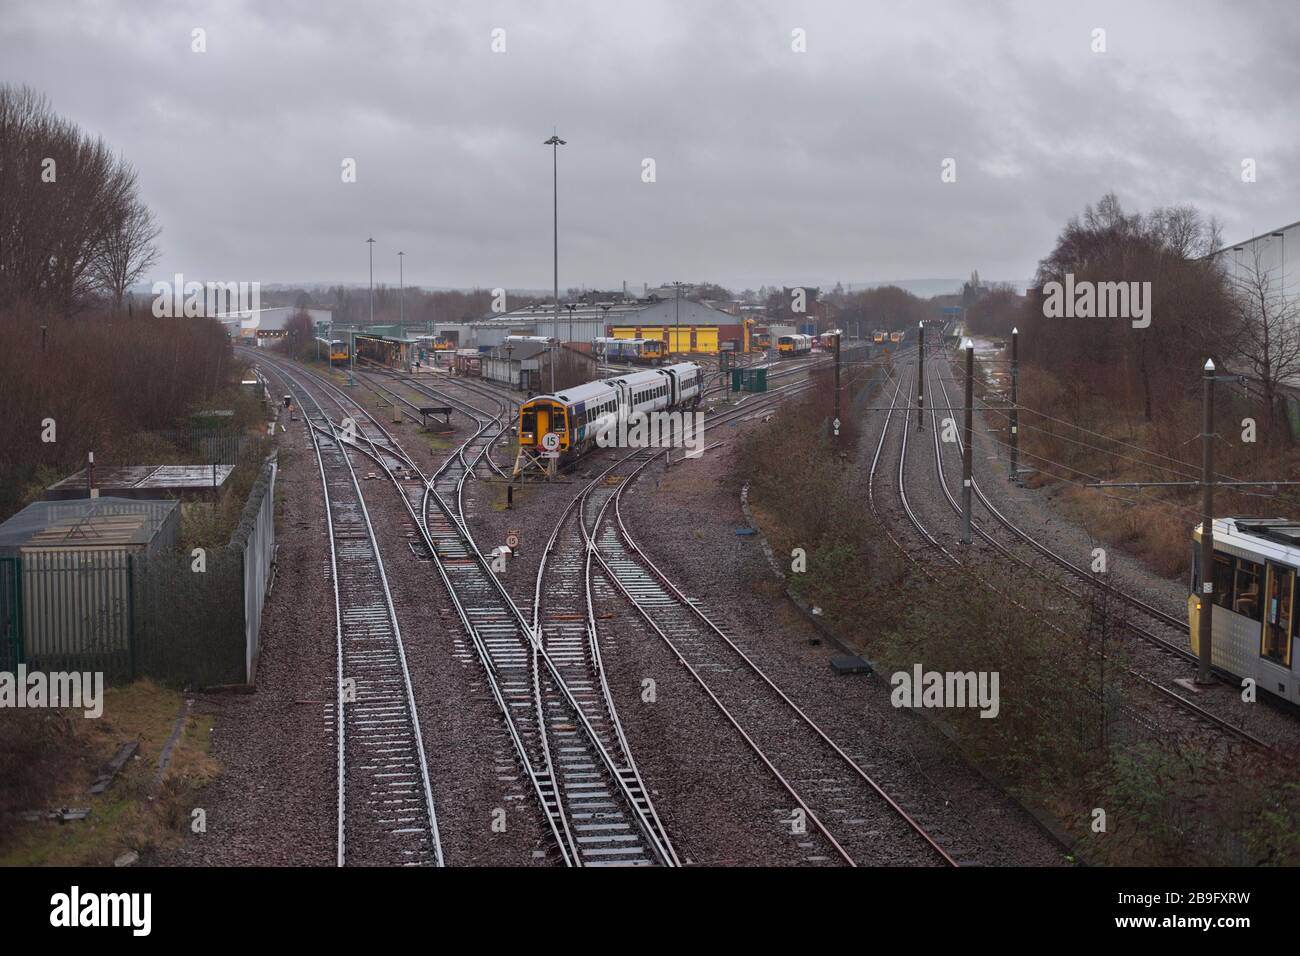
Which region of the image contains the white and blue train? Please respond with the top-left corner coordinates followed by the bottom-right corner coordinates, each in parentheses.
top-left (514, 362), bottom-right (705, 473)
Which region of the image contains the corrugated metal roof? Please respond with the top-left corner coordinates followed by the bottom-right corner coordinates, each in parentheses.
top-left (488, 342), bottom-right (548, 361)
top-left (0, 498), bottom-right (178, 550)
top-left (47, 464), bottom-right (234, 493)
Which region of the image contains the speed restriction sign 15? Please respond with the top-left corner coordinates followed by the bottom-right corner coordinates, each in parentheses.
top-left (541, 432), bottom-right (560, 452)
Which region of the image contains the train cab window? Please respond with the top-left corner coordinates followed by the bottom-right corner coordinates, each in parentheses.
top-left (521, 409), bottom-right (537, 435)
top-left (1234, 559), bottom-right (1263, 621)
top-left (1262, 564), bottom-right (1294, 666)
top-left (1211, 552), bottom-right (1235, 610)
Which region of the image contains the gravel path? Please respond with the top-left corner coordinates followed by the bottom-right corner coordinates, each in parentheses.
top-left (154, 398), bottom-right (335, 865)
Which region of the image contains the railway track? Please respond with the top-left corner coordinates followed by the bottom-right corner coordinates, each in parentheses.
top-left (353, 360), bottom-right (515, 484)
top-left (930, 354), bottom-right (1190, 634)
top-left (276, 366), bottom-right (443, 867)
top-left (529, 374), bottom-right (956, 866)
top-left (862, 353), bottom-right (1272, 752)
top-left (262, 348), bottom-right (877, 864)
top-left (531, 456), bottom-right (680, 866)
top-left (261, 355), bottom-right (678, 867)
top-left (922, 354), bottom-right (1275, 750)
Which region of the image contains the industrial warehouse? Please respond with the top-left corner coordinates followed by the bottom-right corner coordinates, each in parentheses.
top-left (329, 294), bottom-right (755, 358)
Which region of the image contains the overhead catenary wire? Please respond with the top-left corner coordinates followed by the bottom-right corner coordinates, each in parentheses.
top-left (865, 354), bottom-right (1221, 520)
top-left (950, 356), bottom-right (1253, 484)
top-left (928, 353), bottom-right (1299, 515)
top-left (946, 357), bottom-right (1300, 506)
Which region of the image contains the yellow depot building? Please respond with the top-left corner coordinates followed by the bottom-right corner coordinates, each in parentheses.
top-left (610, 324), bottom-right (730, 354)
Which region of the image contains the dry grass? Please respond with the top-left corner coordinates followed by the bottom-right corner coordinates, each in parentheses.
top-left (1053, 486), bottom-right (1192, 578)
top-left (729, 369), bottom-right (908, 639)
top-left (979, 350), bottom-right (1300, 582)
top-left (0, 679), bottom-right (219, 866)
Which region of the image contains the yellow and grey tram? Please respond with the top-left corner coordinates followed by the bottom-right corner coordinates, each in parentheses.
top-left (1190, 518), bottom-right (1298, 703)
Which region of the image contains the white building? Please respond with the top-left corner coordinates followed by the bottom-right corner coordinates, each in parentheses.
top-left (214, 306), bottom-right (334, 339)
top-left (1214, 219), bottom-right (1299, 385)
top-left (1217, 220), bottom-right (1297, 298)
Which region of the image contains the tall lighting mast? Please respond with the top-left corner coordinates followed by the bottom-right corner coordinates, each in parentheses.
top-left (544, 132), bottom-right (566, 392)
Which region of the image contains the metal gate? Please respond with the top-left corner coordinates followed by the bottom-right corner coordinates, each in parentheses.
top-left (0, 556), bottom-right (21, 672)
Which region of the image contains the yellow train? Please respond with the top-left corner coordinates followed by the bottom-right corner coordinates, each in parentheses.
top-left (873, 331), bottom-right (886, 344)
top-left (890, 331), bottom-right (904, 344)
top-left (316, 337), bottom-right (349, 364)
top-left (777, 334), bottom-right (813, 356)
top-left (594, 337), bottom-right (665, 364)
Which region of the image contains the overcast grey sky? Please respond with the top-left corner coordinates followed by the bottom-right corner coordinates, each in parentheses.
top-left (2, 0), bottom-right (1297, 292)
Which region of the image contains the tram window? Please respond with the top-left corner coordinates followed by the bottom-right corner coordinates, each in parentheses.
top-left (1234, 559), bottom-right (1262, 621)
top-left (1262, 566), bottom-right (1294, 666)
top-left (1211, 553), bottom-right (1235, 610)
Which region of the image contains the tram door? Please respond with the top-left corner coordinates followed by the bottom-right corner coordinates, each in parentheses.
top-left (1262, 563), bottom-right (1295, 666)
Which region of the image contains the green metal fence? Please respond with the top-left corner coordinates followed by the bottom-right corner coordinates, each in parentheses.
top-left (1, 456), bottom-right (276, 688)
top-left (4, 546), bottom-right (250, 687)
top-left (0, 556), bottom-right (21, 673)
top-left (107, 426), bottom-right (261, 470)
top-left (1284, 393), bottom-right (1300, 442)
top-left (132, 548), bottom-right (245, 687)
top-left (16, 548), bottom-right (135, 683)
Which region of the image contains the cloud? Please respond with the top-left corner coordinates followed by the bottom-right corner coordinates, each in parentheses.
top-left (2, 0), bottom-right (1295, 291)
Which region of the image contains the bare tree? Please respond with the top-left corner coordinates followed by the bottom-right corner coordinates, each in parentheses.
top-left (1026, 194), bottom-right (1233, 421)
top-left (1229, 245), bottom-right (1300, 435)
top-left (279, 308), bottom-right (316, 360)
top-left (965, 281), bottom-right (1022, 337)
top-left (93, 191), bottom-right (160, 313)
top-left (0, 83), bottom-right (155, 315)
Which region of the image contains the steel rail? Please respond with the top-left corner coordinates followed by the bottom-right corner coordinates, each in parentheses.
top-left (924, 356), bottom-right (1275, 752)
top-left (283, 357), bottom-right (680, 866)
top-left (266, 361), bottom-right (444, 867)
top-left (567, 374), bottom-right (956, 866)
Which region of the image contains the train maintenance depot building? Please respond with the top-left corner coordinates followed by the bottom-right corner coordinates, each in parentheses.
top-left (424, 297), bottom-right (744, 354)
